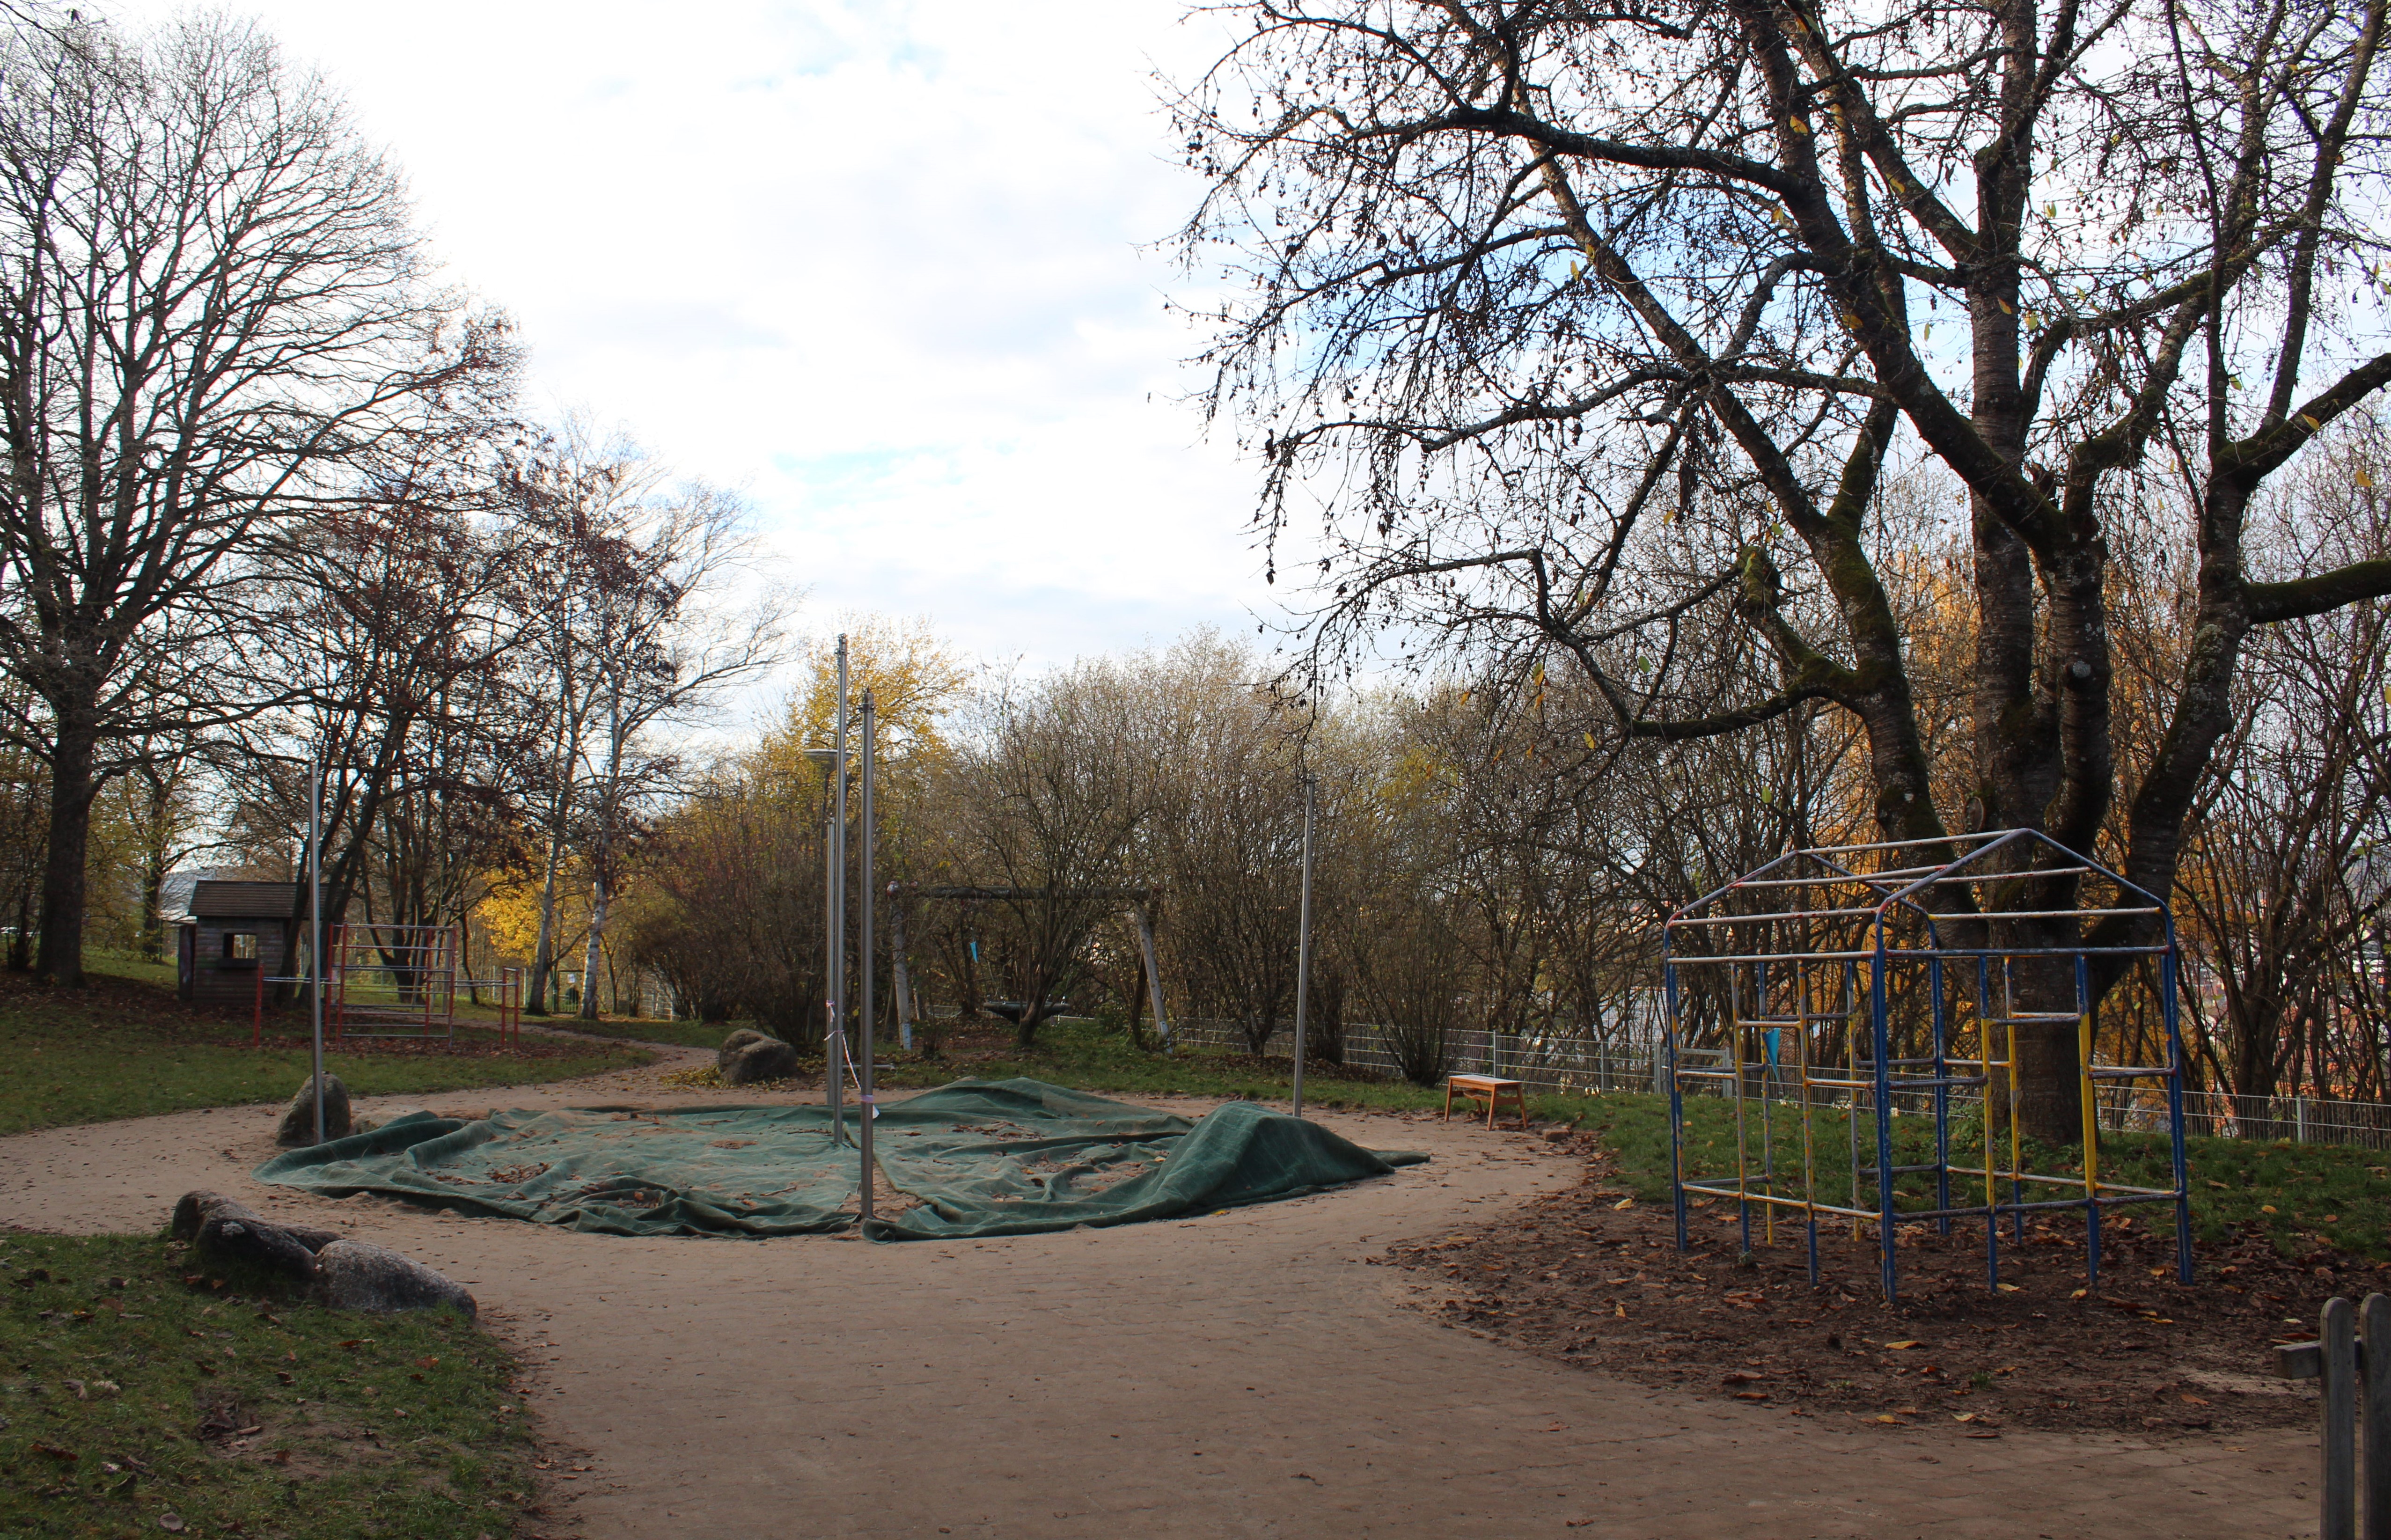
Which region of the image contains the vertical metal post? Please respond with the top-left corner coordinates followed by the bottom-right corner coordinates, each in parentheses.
top-left (1870, 914), bottom-right (1898, 1300)
top-left (2076, 953), bottom-right (2101, 1287)
top-left (858, 690), bottom-right (876, 1224)
top-left (823, 804), bottom-right (840, 1134)
top-left (1291, 773), bottom-right (1315, 1118)
top-left (309, 761), bottom-right (325, 1147)
top-left (2326, 1295), bottom-right (2359, 1540)
top-left (2364, 1292), bottom-right (2391, 1540)
top-left (1662, 930), bottom-right (1688, 1254)
top-left (2162, 931), bottom-right (2194, 1283)
top-left (828, 636), bottom-right (850, 1148)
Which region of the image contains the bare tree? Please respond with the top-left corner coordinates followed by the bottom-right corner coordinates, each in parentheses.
top-left (932, 662), bottom-right (1149, 1045)
top-left (1170, 0), bottom-right (2391, 1139)
top-left (0, 7), bottom-right (512, 985)
top-left (502, 419), bottom-right (783, 1018)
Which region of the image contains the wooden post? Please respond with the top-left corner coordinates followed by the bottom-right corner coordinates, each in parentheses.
top-left (2281, 1294), bottom-right (2391, 1540)
top-left (888, 891), bottom-right (915, 1054)
top-left (2329, 1297), bottom-right (2361, 1540)
top-left (2368, 1293), bottom-right (2391, 1540)
top-left (1133, 906), bottom-right (1171, 1051)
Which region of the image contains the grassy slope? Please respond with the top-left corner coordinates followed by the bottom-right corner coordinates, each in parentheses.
top-left (3, 965), bottom-right (653, 1138)
top-left (529, 1016), bottom-right (728, 1050)
top-left (1, 1232), bottom-right (540, 1540)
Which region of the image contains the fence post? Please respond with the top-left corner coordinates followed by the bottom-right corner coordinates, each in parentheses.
top-left (2367, 1293), bottom-right (2390, 1540)
top-left (2299, 1095), bottom-right (2312, 1144)
top-left (2325, 1296), bottom-right (2359, 1540)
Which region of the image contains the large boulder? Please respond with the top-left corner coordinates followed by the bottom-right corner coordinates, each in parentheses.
top-left (172, 1190), bottom-right (345, 1254)
top-left (351, 1104), bottom-right (431, 1136)
top-left (721, 1033), bottom-right (800, 1085)
top-left (715, 1028), bottom-right (775, 1072)
top-left (195, 1213), bottom-right (319, 1282)
top-left (274, 1073), bottom-right (351, 1147)
top-left (314, 1239), bottom-right (477, 1319)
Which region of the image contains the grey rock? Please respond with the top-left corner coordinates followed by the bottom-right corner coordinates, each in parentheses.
top-left (722, 1034), bottom-right (800, 1085)
top-left (715, 1028), bottom-right (775, 1072)
top-left (170, 1189), bottom-right (252, 1241)
top-left (351, 1105), bottom-right (431, 1135)
top-left (314, 1239), bottom-right (477, 1319)
top-left (195, 1213), bottom-right (319, 1281)
top-left (274, 1073), bottom-right (351, 1146)
top-left (171, 1189), bottom-right (345, 1255)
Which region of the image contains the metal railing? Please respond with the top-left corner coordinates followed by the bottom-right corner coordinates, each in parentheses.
top-left (1167, 1019), bottom-right (2391, 1149)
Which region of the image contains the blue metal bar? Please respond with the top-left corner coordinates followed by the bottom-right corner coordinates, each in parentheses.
top-left (2162, 931), bottom-right (2194, 1284)
top-left (1872, 915), bottom-right (1899, 1300)
top-left (1663, 943), bottom-right (1688, 1256)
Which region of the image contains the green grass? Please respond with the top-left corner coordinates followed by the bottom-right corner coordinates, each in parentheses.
top-left (879, 1018), bottom-right (2391, 1261)
top-left (1573, 1090), bottom-right (2391, 1260)
top-left (1, 970), bottom-right (655, 1138)
top-left (0, 1232), bottom-right (539, 1540)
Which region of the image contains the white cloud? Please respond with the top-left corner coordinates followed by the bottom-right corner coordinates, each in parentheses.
top-left (106, 0), bottom-right (1275, 678)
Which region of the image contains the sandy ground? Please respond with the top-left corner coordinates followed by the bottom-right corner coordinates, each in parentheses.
top-left (0, 1047), bottom-right (2323, 1539)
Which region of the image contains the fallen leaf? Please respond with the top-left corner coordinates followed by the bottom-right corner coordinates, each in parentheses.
top-left (2181, 1394), bottom-right (2211, 1406)
top-left (1611, 1198), bottom-right (1635, 1210)
top-left (1884, 1341), bottom-right (1922, 1350)
top-left (159, 1516), bottom-right (186, 1534)
top-left (1873, 1414), bottom-right (1906, 1425)
top-left (32, 1441), bottom-right (77, 1462)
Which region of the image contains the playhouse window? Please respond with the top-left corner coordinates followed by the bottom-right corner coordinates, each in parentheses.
top-left (225, 932), bottom-right (259, 962)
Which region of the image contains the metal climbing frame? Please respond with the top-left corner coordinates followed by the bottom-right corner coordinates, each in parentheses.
top-left (330, 924), bottom-right (458, 1041)
top-left (1660, 829), bottom-right (2193, 1301)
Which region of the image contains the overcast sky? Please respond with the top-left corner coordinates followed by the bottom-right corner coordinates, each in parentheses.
top-left (109, 0), bottom-right (1273, 685)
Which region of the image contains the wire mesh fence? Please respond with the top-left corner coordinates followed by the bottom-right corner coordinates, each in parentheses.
top-left (1167, 1018), bottom-right (2391, 1150)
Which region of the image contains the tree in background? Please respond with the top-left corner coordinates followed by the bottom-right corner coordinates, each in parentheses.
top-left (502, 419), bottom-right (783, 1016)
top-left (1171, 0), bottom-right (2391, 1139)
top-left (0, 7), bottom-right (514, 986)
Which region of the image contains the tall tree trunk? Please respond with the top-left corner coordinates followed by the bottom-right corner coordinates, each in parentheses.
top-left (37, 719), bottom-right (96, 987)
top-left (526, 825), bottom-right (565, 1015)
top-left (138, 769), bottom-right (173, 964)
top-left (579, 868), bottom-right (607, 1021)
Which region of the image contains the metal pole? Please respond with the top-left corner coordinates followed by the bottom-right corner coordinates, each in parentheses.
top-left (858, 689), bottom-right (876, 1224)
top-left (829, 635), bottom-right (850, 1147)
top-left (1291, 773), bottom-right (1315, 1118)
top-left (309, 761), bottom-right (325, 1146)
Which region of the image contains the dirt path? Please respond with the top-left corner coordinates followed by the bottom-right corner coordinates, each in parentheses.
top-left (1, 1058), bottom-right (2319, 1539)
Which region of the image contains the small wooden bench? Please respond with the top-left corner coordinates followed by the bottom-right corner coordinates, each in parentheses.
top-left (1443, 1073), bottom-right (1529, 1129)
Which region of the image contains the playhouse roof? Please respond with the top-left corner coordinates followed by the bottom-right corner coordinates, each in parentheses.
top-left (175, 880), bottom-right (319, 922)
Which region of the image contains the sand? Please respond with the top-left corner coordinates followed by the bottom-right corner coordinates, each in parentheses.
top-left (0, 1048), bottom-right (2318, 1538)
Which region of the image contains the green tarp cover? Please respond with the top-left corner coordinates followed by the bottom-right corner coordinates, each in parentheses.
top-left (251, 1078), bottom-right (1428, 1240)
